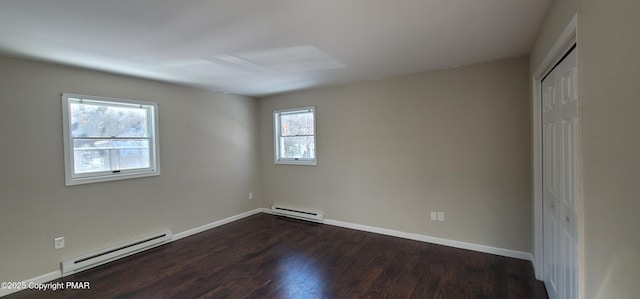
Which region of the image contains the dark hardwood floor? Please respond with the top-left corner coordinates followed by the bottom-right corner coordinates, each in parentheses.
top-left (6, 213), bottom-right (548, 298)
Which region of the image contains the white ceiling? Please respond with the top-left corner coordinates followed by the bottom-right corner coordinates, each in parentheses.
top-left (0, 0), bottom-right (553, 97)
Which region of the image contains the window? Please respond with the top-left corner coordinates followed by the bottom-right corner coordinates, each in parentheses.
top-left (62, 93), bottom-right (160, 185)
top-left (274, 106), bottom-right (316, 165)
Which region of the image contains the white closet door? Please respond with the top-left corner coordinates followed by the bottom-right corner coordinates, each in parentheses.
top-left (541, 47), bottom-right (579, 299)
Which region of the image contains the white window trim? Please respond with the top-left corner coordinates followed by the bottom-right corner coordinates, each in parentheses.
top-left (61, 93), bottom-right (160, 186)
top-left (274, 106), bottom-right (317, 165)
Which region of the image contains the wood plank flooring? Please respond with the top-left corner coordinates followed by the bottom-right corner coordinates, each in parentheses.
top-left (6, 213), bottom-right (548, 298)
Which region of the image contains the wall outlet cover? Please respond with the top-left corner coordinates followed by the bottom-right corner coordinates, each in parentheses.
top-left (54, 237), bottom-right (65, 250)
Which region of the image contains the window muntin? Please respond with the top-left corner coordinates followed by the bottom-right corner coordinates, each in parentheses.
top-left (274, 107), bottom-right (316, 165)
top-left (62, 93), bottom-right (159, 185)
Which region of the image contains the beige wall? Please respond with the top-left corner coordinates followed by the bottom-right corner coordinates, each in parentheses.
top-left (0, 57), bottom-right (261, 282)
top-left (259, 57), bottom-right (532, 252)
top-left (530, 0), bottom-right (640, 298)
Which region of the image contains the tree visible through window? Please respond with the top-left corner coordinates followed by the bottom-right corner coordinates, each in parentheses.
top-left (274, 107), bottom-right (316, 165)
top-left (62, 93), bottom-right (160, 185)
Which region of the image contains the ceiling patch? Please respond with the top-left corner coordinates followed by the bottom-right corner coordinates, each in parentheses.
top-left (157, 60), bottom-right (254, 77)
top-left (209, 54), bottom-right (277, 74)
top-left (233, 45), bottom-right (345, 73)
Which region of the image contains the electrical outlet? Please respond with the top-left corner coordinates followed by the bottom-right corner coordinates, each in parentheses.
top-left (430, 211), bottom-right (437, 221)
top-left (54, 237), bottom-right (65, 250)
top-left (249, 192), bottom-right (253, 200)
top-left (437, 212), bottom-right (445, 222)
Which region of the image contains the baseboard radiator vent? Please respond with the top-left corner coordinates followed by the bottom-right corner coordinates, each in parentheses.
top-left (61, 230), bottom-right (172, 276)
top-left (271, 205), bottom-right (324, 223)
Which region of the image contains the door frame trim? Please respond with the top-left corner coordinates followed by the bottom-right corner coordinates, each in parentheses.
top-left (531, 13), bottom-right (584, 298)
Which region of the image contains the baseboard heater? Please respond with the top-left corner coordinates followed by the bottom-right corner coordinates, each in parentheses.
top-left (271, 205), bottom-right (324, 223)
top-left (61, 230), bottom-right (172, 276)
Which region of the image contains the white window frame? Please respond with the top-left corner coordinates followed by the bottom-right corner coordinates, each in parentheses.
top-left (61, 93), bottom-right (160, 185)
top-left (274, 106), bottom-right (317, 165)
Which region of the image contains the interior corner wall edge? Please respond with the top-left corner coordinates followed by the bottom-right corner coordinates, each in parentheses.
top-left (0, 56), bottom-right (261, 283)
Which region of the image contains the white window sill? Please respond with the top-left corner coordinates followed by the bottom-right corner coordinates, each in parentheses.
top-left (275, 160), bottom-right (317, 166)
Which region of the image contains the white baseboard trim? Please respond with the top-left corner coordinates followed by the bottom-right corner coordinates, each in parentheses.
top-left (1, 208), bottom-right (263, 298)
top-left (262, 208), bottom-right (531, 260)
top-left (0, 270), bottom-right (62, 297)
top-left (172, 208), bottom-right (263, 241)
top-left (260, 207), bottom-right (273, 214)
top-left (323, 218), bottom-right (532, 261)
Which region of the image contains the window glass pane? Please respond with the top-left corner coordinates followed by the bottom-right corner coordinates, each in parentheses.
top-left (280, 136), bottom-right (315, 159)
top-left (63, 93), bottom-right (159, 185)
top-left (280, 111), bottom-right (314, 137)
top-left (73, 139), bottom-right (150, 173)
top-left (69, 101), bottom-right (149, 138)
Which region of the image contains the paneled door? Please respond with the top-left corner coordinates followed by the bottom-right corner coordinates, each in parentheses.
top-left (541, 46), bottom-right (579, 299)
